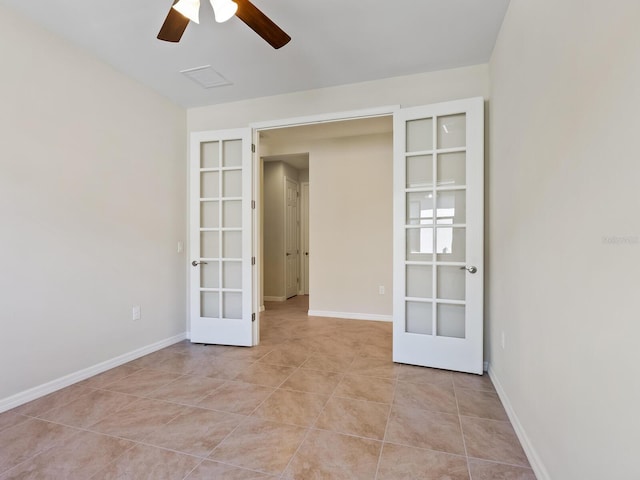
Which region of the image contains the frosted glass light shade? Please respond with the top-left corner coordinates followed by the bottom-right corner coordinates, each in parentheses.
top-left (210, 0), bottom-right (238, 23)
top-left (173, 0), bottom-right (201, 23)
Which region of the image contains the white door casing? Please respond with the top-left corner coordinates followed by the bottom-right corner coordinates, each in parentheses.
top-left (393, 97), bottom-right (484, 374)
top-left (284, 177), bottom-right (299, 299)
top-left (189, 128), bottom-right (253, 346)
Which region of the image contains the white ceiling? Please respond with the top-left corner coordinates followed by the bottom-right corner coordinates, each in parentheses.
top-left (1, 0), bottom-right (510, 108)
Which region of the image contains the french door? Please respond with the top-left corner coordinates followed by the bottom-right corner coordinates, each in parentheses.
top-left (189, 128), bottom-right (253, 346)
top-left (393, 98), bottom-right (484, 374)
top-left (186, 101), bottom-right (482, 361)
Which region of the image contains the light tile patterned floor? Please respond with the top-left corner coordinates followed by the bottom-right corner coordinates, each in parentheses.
top-left (0, 296), bottom-right (537, 479)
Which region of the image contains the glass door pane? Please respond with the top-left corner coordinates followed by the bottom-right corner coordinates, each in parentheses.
top-left (393, 98), bottom-right (484, 374)
top-left (402, 113), bottom-right (469, 339)
top-left (190, 130), bottom-right (252, 346)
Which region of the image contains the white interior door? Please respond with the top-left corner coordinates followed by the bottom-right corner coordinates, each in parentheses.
top-left (284, 177), bottom-right (299, 299)
top-left (301, 182), bottom-right (310, 295)
top-left (393, 98), bottom-right (484, 374)
top-left (190, 128), bottom-right (253, 346)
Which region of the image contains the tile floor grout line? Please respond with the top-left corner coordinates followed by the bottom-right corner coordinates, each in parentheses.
top-left (278, 424), bottom-right (314, 479)
top-left (86, 441), bottom-right (139, 479)
top-left (78, 365), bottom-right (144, 390)
top-left (133, 436), bottom-right (229, 460)
top-left (274, 375), bottom-right (343, 397)
top-left (13, 386), bottom-right (97, 420)
top-left (205, 414), bottom-right (256, 465)
top-left (466, 455), bottom-right (536, 470)
top-left (26, 412), bottom-right (222, 464)
top-left (453, 377), bottom-right (474, 480)
top-left (381, 439), bottom-right (471, 460)
top-left (328, 391), bottom-right (392, 407)
top-left (458, 413), bottom-right (514, 424)
top-left (244, 382), bottom-right (289, 417)
top-left (248, 401), bottom-right (328, 430)
top-left (373, 368), bottom-right (399, 480)
top-left (181, 457), bottom-right (207, 480)
top-left (193, 457), bottom-right (282, 478)
top-left (0, 413), bottom-right (31, 435)
top-left (310, 424), bottom-right (386, 444)
top-left (0, 422), bottom-right (87, 478)
top-left (154, 381), bottom-right (229, 409)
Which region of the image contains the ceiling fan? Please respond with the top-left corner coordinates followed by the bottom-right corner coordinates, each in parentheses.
top-left (157, 0), bottom-right (291, 49)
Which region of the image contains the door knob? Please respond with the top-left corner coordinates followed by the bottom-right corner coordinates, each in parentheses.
top-left (192, 260), bottom-right (208, 266)
top-left (460, 265), bottom-right (477, 274)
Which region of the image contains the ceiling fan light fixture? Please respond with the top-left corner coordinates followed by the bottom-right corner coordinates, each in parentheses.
top-left (210, 0), bottom-right (238, 23)
top-left (173, 0), bottom-right (201, 24)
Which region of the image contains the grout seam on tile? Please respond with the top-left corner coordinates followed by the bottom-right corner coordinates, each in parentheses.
top-left (453, 377), bottom-right (474, 480)
top-left (373, 368), bottom-right (398, 479)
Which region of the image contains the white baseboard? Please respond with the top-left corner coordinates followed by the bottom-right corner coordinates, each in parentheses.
top-left (0, 332), bottom-right (187, 414)
top-left (483, 361), bottom-right (489, 372)
top-left (488, 365), bottom-right (551, 480)
top-left (308, 310), bottom-right (392, 322)
top-left (259, 305), bottom-right (265, 312)
top-left (264, 296), bottom-right (286, 302)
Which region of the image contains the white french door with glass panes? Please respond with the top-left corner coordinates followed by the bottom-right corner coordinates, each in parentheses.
top-left (393, 98), bottom-right (484, 374)
top-left (189, 129), bottom-right (253, 346)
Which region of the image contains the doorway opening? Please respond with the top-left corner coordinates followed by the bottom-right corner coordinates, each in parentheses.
top-left (261, 153), bottom-right (309, 304)
top-left (256, 114), bottom-right (394, 320)
top-left (187, 99), bottom-right (483, 374)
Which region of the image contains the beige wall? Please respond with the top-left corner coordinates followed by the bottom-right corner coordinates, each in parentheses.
top-left (309, 134), bottom-right (393, 317)
top-left (489, 1), bottom-right (640, 479)
top-left (189, 64), bottom-right (489, 320)
top-left (0, 6), bottom-right (187, 403)
top-left (188, 64), bottom-right (489, 131)
top-left (260, 133), bottom-right (393, 318)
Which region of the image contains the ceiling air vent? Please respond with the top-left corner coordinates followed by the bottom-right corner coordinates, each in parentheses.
top-left (180, 65), bottom-right (232, 89)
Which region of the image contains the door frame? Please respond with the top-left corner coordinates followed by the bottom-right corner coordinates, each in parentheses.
top-left (251, 105), bottom-right (400, 325)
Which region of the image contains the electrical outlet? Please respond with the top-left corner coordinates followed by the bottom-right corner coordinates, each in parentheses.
top-left (177, 241), bottom-right (184, 253)
top-left (132, 305), bottom-right (141, 321)
top-left (501, 331), bottom-right (506, 349)
top-left (378, 286), bottom-right (385, 295)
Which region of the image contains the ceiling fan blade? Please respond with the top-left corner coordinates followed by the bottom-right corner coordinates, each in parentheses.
top-left (157, 1), bottom-right (190, 42)
top-left (234, 0), bottom-right (291, 49)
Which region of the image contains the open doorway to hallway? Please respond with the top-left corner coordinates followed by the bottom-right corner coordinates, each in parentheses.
top-left (261, 153), bottom-right (309, 305)
top-left (257, 115), bottom-right (393, 321)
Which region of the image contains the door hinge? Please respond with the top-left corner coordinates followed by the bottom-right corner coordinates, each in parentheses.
top-left (251, 144), bottom-right (256, 153)
top-left (251, 200), bottom-right (256, 209)
top-left (252, 313), bottom-right (256, 322)
top-left (251, 256), bottom-right (256, 265)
